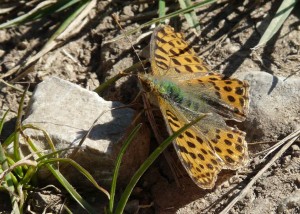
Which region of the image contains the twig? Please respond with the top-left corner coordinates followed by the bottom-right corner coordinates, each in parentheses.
top-left (252, 129), bottom-right (300, 157)
top-left (61, 49), bottom-right (82, 67)
top-left (0, 79), bottom-right (32, 95)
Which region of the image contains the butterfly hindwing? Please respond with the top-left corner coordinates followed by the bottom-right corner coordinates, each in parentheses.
top-left (158, 97), bottom-right (223, 189)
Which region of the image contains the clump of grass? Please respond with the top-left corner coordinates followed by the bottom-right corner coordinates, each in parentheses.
top-left (0, 89), bottom-right (106, 213)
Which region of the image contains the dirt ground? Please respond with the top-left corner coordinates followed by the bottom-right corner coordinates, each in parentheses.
top-left (0, 0), bottom-right (300, 213)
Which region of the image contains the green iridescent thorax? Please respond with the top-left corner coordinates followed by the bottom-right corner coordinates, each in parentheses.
top-left (140, 74), bottom-right (183, 102)
top-left (140, 74), bottom-right (206, 114)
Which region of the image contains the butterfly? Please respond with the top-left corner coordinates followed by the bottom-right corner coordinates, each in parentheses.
top-left (139, 25), bottom-right (250, 189)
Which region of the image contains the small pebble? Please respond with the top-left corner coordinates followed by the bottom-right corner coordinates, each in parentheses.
top-left (291, 144), bottom-right (300, 152)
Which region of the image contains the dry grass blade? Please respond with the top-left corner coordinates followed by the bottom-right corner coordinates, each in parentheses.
top-left (0, 160), bottom-right (37, 183)
top-left (0, 0), bottom-right (57, 28)
top-left (0, 4), bottom-right (17, 14)
top-left (220, 129), bottom-right (300, 214)
top-left (258, 129), bottom-right (300, 159)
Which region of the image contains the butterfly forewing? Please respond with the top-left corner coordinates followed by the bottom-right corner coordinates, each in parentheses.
top-left (150, 25), bottom-right (209, 76)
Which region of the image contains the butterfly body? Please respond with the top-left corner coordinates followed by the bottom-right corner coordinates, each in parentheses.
top-left (139, 25), bottom-right (250, 189)
top-left (140, 73), bottom-right (211, 121)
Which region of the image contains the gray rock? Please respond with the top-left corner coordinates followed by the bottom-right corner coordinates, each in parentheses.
top-left (239, 71), bottom-right (300, 143)
top-left (22, 77), bottom-right (150, 187)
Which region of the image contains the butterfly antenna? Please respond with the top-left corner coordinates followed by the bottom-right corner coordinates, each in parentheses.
top-left (112, 14), bottom-right (147, 73)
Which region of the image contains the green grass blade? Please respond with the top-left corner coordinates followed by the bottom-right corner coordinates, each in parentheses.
top-left (114, 115), bottom-right (207, 214)
top-left (94, 72), bottom-right (126, 96)
top-left (255, 0), bottom-right (297, 48)
top-left (158, 0), bottom-right (166, 20)
top-left (0, 143), bottom-right (14, 185)
top-left (19, 165), bottom-right (37, 186)
top-left (0, 109), bottom-right (9, 135)
top-left (39, 0), bottom-right (84, 15)
top-left (5, 156), bottom-right (24, 180)
top-left (178, 0), bottom-right (201, 34)
top-left (0, 0), bottom-right (82, 29)
top-left (109, 123), bottom-right (143, 213)
top-left (94, 60), bottom-right (148, 95)
top-left (39, 157), bottom-right (110, 199)
top-left (0, 140), bottom-right (20, 213)
top-left (2, 130), bottom-right (17, 148)
top-left (13, 85), bottom-right (29, 162)
top-left (48, 166), bottom-right (97, 214)
top-left (20, 124), bottom-right (57, 157)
